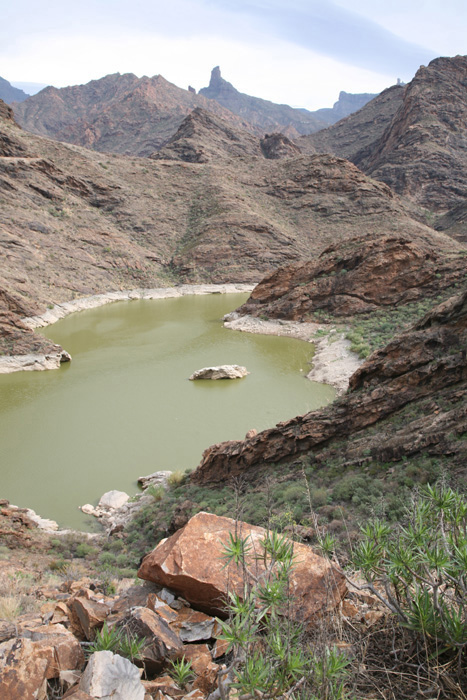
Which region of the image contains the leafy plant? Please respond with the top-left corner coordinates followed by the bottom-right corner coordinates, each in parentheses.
top-left (89, 621), bottom-right (145, 663)
top-left (169, 657), bottom-right (194, 688)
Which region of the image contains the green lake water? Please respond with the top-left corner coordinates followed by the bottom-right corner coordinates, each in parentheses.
top-left (0, 293), bottom-right (335, 529)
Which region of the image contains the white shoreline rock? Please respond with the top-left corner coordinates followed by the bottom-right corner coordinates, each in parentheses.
top-left (189, 364), bottom-right (249, 380)
top-left (0, 350), bottom-right (71, 374)
top-left (22, 284), bottom-right (256, 330)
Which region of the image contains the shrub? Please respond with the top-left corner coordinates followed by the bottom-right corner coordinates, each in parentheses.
top-left (351, 483), bottom-right (467, 664)
top-left (216, 529), bottom-right (353, 698)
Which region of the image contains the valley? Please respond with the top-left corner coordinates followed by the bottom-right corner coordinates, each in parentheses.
top-left (0, 52), bottom-right (466, 700)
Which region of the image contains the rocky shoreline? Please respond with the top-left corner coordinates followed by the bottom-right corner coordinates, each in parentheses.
top-left (224, 313), bottom-right (362, 395)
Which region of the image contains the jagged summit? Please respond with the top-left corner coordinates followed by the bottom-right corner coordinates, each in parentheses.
top-left (199, 66), bottom-right (326, 136)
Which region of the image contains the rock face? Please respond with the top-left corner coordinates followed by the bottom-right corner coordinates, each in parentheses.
top-left (189, 365), bottom-right (249, 380)
top-left (301, 56), bottom-right (467, 226)
top-left (79, 651), bottom-right (145, 700)
top-left (191, 289), bottom-right (467, 485)
top-left (138, 512), bottom-right (347, 624)
top-left (0, 638), bottom-right (48, 700)
top-left (236, 235), bottom-right (467, 320)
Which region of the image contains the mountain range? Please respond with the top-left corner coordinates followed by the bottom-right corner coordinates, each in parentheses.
top-left (10, 67), bottom-right (375, 156)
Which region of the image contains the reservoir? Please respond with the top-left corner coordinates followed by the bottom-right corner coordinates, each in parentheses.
top-left (0, 293), bottom-right (335, 529)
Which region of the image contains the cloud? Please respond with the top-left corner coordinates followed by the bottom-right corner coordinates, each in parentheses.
top-left (207, 0), bottom-right (437, 75)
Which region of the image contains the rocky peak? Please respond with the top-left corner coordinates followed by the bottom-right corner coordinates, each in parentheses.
top-left (260, 132), bottom-right (301, 159)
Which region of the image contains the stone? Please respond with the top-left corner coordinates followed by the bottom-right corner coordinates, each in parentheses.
top-left (26, 622), bottom-right (85, 679)
top-left (71, 596), bottom-right (111, 640)
top-left (138, 512), bottom-right (346, 625)
top-left (124, 606), bottom-right (183, 672)
top-left (189, 365), bottom-right (249, 380)
top-left (142, 676), bottom-right (184, 697)
top-left (98, 490), bottom-right (130, 509)
top-left (176, 644), bottom-right (211, 675)
top-left (79, 651), bottom-right (145, 700)
top-left (147, 594), bottom-right (179, 623)
top-left (169, 608), bottom-right (216, 642)
top-left (0, 637), bottom-right (48, 700)
top-left (137, 471), bottom-right (172, 489)
top-left (192, 660), bottom-right (219, 695)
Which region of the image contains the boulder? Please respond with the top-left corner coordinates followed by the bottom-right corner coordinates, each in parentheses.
top-left (25, 623), bottom-right (85, 679)
top-left (71, 596), bottom-right (111, 640)
top-left (137, 471), bottom-right (172, 490)
top-left (189, 365), bottom-right (249, 380)
top-left (79, 651), bottom-right (145, 700)
top-left (124, 607), bottom-right (183, 673)
top-left (98, 490), bottom-right (130, 509)
top-left (0, 637), bottom-right (48, 700)
top-left (138, 512), bottom-right (346, 625)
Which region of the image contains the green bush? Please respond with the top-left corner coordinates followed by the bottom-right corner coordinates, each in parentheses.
top-left (351, 483), bottom-right (467, 661)
top-left (216, 529), bottom-right (353, 698)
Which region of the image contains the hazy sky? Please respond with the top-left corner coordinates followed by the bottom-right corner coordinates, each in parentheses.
top-left (2, 0), bottom-right (466, 109)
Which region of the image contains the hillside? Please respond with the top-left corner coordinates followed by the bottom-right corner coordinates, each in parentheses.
top-left (298, 84), bottom-right (404, 160)
top-left (12, 73), bottom-right (254, 156)
top-left (0, 76), bottom-right (29, 104)
top-left (192, 288), bottom-right (467, 489)
top-left (299, 56), bottom-right (467, 240)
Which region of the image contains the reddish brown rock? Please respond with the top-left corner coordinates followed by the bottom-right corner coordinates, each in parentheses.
top-left (0, 637), bottom-right (48, 700)
top-left (71, 596), bottom-right (111, 640)
top-left (26, 623), bottom-right (85, 679)
top-left (176, 644), bottom-right (211, 675)
top-left (138, 512), bottom-right (346, 624)
top-left (237, 235), bottom-right (466, 321)
top-left (124, 607), bottom-right (183, 672)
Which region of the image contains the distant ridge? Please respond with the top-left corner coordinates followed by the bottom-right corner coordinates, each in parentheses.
top-left (0, 76), bottom-right (29, 104)
top-left (13, 68), bottom-right (381, 156)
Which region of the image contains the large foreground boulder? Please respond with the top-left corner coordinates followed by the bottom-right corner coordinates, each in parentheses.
top-left (138, 512), bottom-right (346, 625)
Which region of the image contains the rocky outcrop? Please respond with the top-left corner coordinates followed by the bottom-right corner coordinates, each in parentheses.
top-left (199, 66), bottom-right (326, 137)
top-left (313, 90), bottom-right (377, 125)
top-left (189, 365), bottom-right (249, 380)
top-left (260, 132), bottom-right (301, 160)
top-left (301, 56), bottom-right (467, 216)
top-left (236, 235), bottom-right (467, 320)
top-left (138, 512), bottom-right (347, 624)
top-left (191, 289), bottom-right (467, 484)
top-left (152, 107), bottom-right (263, 163)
